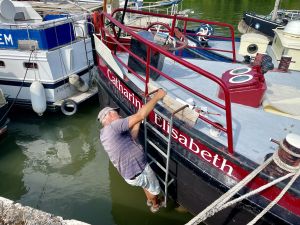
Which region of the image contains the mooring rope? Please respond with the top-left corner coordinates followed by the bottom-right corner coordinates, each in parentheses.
top-left (218, 171), bottom-right (294, 212)
top-left (0, 50), bottom-right (35, 124)
top-left (248, 167), bottom-right (300, 225)
top-left (272, 150), bottom-right (300, 173)
top-left (186, 146), bottom-right (300, 225)
top-left (185, 156), bottom-right (273, 225)
top-left (279, 140), bottom-right (300, 158)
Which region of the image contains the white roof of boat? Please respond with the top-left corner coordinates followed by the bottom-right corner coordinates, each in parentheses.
top-left (25, 1), bottom-right (102, 14)
top-left (284, 20), bottom-right (300, 36)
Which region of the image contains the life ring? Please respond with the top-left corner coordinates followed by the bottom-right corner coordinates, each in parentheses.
top-left (61, 99), bottom-right (77, 116)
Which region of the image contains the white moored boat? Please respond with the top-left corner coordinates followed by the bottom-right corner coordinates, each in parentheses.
top-left (0, 0), bottom-right (98, 116)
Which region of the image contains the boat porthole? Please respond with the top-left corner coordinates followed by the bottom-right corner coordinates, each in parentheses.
top-left (247, 44), bottom-right (258, 54)
top-left (255, 23), bottom-right (260, 29)
top-left (229, 74), bottom-right (253, 84)
top-left (61, 99), bottom-right (77, 116)
top-left (229, 67), bottom-right (252, 75)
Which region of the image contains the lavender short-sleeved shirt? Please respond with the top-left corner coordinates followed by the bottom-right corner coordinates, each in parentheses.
top-left (100, 117), bottom-right (147, 180)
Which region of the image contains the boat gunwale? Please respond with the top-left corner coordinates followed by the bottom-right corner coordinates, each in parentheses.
top-left (0, 13), bottom-right (90, 29)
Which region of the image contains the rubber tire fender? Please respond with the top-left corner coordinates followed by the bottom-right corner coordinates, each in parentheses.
top-left (61, 99), bottom-right (77, 116)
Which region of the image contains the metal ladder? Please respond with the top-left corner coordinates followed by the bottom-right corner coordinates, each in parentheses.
top-left (143, 90), bottom-right (189, 207)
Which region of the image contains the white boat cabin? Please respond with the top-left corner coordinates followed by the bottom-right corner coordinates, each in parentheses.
top-left (0, 0), bottom-right (96, 115)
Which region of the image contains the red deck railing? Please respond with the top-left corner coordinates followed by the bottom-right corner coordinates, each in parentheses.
top-left (96, 10), bottom-right (235, 154)
top-left (112, 8), bottom-right (237, 62)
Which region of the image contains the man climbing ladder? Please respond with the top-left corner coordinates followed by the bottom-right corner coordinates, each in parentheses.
top-left (98, 89), bottom-right (166, 213)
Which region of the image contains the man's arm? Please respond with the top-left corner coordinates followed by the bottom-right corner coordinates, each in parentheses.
top-left (128, 89), bottom-right (166, 129)
top-left (130, 121), bottom-right (141, 140)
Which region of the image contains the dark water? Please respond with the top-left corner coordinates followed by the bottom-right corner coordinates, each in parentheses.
top-left (181, 0), bottom-right (299, 30)
top-left (0, 0), bottom-right (298, 225)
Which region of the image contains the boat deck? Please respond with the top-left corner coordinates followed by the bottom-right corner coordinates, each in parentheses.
top-left (117, 52), bottom-right (300, 165)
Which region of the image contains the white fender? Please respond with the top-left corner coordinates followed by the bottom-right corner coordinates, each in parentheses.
top-left (69, 74), bottom-right (89, 92)
top-left (30, 81), bottom-right (46, 116)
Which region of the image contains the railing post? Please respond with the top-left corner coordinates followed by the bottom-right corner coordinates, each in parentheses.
top-left (170, 14), bottom-right (177, 37)
top-left (99, 13), bottom-right (105, 40)
top-left (144, 46), bottom-right (151, 95)
top-left (224, 91), bottom-right (234, 154)
top-left (229, 26), bottom-right (236, 63)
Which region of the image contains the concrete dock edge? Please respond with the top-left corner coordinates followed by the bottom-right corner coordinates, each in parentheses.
top-left (0, 197), bottom-right (90, 225)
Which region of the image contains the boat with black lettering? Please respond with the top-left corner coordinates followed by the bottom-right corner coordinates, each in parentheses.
top-left (0, 0), bottom-right (98, 116)
top-left (93, 8), bottom-right (300, 225)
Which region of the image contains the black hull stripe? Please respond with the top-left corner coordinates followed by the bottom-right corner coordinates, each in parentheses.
top-left (0, 67), bottom-right (92, 89)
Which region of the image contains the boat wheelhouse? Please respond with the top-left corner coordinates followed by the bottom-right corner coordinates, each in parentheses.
top-left (0, 0), bottom-right (97, 116)
top-left (93, 9), bottom-right (300, 225)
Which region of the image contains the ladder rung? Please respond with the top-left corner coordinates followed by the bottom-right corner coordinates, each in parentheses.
top-left (148, 154), bottom-right (166, 173)
top-left (157, 176), bottom-right (174, 187)
top-left (146, 123), bottom-right (169, 142)
top-left (147, 140), bottom-right (168, 158)
top-left (168, 178), bottom-right (174, 186)
top-left (153, 109), bottom-right (171, 122)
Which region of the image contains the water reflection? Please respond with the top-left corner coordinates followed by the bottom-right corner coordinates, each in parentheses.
top-left (0, 105), bottom-right (116, 224)
top-left (0, 134), bottom-right (26, 201)
top-left (17, 124), bottom-right (96, 175)
top-left (0, 103), bottom-right (194, 225)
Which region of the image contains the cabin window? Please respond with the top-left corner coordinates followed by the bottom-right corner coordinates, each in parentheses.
top-left (0, 61), bottom-right (5, 67)
top-left (247, 44), bottom-right (258, 54)
top-left (24, 62), bottom-right (38, 69)
top-left (14, 12), bottom-right (26, 21)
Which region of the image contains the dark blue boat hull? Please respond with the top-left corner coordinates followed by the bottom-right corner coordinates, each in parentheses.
top-left (242, 12), bottom-right (283, 37)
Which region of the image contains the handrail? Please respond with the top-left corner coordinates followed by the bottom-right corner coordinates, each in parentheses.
top-left (98, 11), bottom-right (234, 154)
top-left (0, 13), bottom-right (89, 30)
top-left (111, 8), bottom-right (236, 62)
top-left (103, 25), bottom-right (227, 110)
